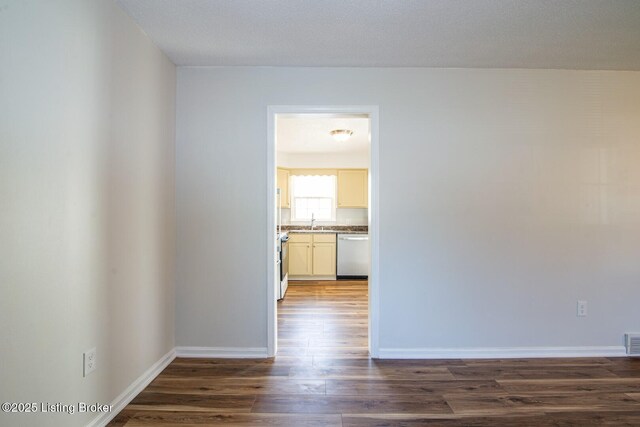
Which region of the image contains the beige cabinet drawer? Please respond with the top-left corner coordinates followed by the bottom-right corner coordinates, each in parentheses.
top-left (288, 233), bottom-right (312, 243)
top-left (312, 233), bottom-right (336, 243)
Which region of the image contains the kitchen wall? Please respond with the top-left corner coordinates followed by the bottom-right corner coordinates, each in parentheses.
top-left (282, 207), bottom-right (368, 226)
top-left (177, 67), bottom-right (640, 355)
top-left (278, 150), bottom-right (370, 168)
top-left (0, 1), bottom-right (176, 426)
top-left (278, 151), bottom-right (369, 225)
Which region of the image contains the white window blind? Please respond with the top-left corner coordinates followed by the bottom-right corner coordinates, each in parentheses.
top-left (290, 175), bottom-right (336, 221)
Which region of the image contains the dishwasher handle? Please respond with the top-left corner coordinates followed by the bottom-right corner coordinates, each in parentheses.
top-left (339, 236), bottom-right (369, 241)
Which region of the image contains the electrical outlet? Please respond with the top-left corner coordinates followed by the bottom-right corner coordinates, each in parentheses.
top-left (577, 300), bottom-right (588, 317)
top-left (83, 348), bottom-right (97, 377)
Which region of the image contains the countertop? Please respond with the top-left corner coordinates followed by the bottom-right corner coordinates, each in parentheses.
top-left (287, 229), bottom-right (368, 235)
top-left (281, 225), bottom-right (368, 234)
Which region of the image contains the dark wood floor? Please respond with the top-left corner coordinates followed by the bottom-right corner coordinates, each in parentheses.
top-left (109, 281), bottom-right (640, 426)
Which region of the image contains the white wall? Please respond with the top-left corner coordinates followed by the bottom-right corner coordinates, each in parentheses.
top-left (176, 67), bottom-right (640, 355)
top-left (0, 1), bottom-right (176, 426)
top-left (278, 150), bottom-right (370, 168)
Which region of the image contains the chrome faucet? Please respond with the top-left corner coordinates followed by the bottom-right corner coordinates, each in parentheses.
top-left (310, 213), bottom-right (316, 230)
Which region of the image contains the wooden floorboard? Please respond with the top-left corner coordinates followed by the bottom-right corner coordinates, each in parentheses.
top-left (109, 281), bottom-right (640, 426)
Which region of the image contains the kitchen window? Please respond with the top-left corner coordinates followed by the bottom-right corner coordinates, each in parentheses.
top-left (290, 175), bottom-right (336, 221)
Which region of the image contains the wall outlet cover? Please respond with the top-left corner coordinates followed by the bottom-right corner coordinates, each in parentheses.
top-left (577, 300), bottom-right (588, 317)
top-left (83, 347), bottom-right (97, 377)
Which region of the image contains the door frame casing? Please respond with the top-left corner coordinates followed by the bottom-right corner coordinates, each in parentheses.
top-left (266, 105), bottom-right (380, 357)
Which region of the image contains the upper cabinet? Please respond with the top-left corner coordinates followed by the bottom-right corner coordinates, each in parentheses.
top-left (337, 169), bottom-right (368, 208)
top-left (281, 167), bottom-right (368, 209)
top-left (277, 168), bottom-right (290, 208)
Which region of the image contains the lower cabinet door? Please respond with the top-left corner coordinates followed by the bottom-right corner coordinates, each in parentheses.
top-left (312, 243), bottom-right (336, 276)
top-left (289, 242), bottom-right (312, 276)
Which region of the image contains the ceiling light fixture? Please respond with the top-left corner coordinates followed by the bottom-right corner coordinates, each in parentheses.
top-left (330, 129), bottom-right (354, 142)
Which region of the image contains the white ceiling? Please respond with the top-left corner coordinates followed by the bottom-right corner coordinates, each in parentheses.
top-left (115, 0), bottom-right (640, 70)
top-left (277, 116), bottom-right (370, 155)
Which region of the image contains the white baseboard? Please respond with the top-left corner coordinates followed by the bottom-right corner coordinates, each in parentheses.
top-left (175, 346), bottom-right (269, 358)
top-left (84, 344), bottom-right (624, 426)
top-left (86, 348), bottom-right (176, 427)
top-left (289, 276), bottom-right (336, 281)
top-left (377, 346), bottom-right (627, 359)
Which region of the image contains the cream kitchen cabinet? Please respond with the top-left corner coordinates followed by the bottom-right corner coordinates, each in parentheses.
top-left (337, 169), bottom-right (368, 208)
top-left (288, 233), bottom-right (312, 276)
top-left (311, 234), bottom-right (336, 276)
top-left (277, 168), bottom-right (290, 208)
top-left (288, 233), bottom-right (336, 279)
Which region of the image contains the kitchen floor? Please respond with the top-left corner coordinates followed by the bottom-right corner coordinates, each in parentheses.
top-left (278, 280), bottom-right (369, 358)
top-left (109, 282), bottom-right (640, 426)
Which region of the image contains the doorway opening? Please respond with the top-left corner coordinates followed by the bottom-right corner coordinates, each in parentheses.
top-left (267, 106), bottom-right (379, 358)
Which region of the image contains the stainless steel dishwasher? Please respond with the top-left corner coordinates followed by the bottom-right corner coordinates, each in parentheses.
top-left (337, 234), bottom-right (369, 279)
